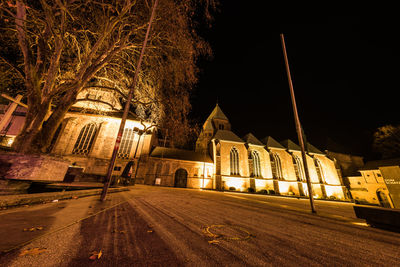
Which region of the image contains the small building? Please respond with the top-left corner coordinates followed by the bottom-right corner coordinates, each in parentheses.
top-left (0, 105), bottom-right (26, 147)
top-left (324, 150), bottom-right (365, 199)
top-left (349, 158), bottom-right (400, 208)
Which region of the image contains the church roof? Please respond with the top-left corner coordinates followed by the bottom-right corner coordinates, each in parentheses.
top-left (360, 158), bottom-right (400, 170)
top-left (150, 147), bottom-right (213, 163)
top-left (213, 130), bottom-right (244, 143)
top-left (203, 119), bottom-right (213, 131)
top-left (206, 104), bottom-right (229, 121)
top-left (261, 136), bottom-right (285, 149)
top-left (306, 142), bottom-right (324, 154)
top-left (281, 139), bottom-right (301, 151)
top-left (243, 133), bottom-right (264, 146)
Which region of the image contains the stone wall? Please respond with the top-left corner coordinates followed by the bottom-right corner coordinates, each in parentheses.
top-left (219, 141), bottom-right (248, 177)
top-left (0, 152), bottom-right (69, 182)
top-left (138, 157), bottom-right (214, 189)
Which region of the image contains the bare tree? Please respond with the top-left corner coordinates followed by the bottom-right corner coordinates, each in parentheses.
top-left (373, 124), bottom-right (400, 159)
top-left (0, 0), bottom-right (216, 153)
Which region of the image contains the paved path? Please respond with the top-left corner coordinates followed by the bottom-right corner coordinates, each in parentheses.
top-left (1, 185), bottom-right (399, 266)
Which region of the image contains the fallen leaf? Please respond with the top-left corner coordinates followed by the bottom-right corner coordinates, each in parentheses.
top-left (20, 248), bottom-right (47, 256)
top-left (72, 196), bottom-right (78, 199)
top-left (90, 250), bottom-right (102, 260)
top-left (147, 230), bottom-right (153, 233)
top-left (208, 240), bottom-right (219, 244)
top-left (29, 227), bottom-right (35, 232)
top-left (36, 227), bottom-right (43, 230)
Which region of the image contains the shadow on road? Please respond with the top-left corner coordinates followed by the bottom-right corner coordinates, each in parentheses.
top-left (66, 200), bottom-right (181, 266)
top-left (0, 204), bottom-right (62, 261)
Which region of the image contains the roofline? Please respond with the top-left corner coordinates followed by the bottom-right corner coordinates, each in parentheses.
top-left (266, 146), bottom-right (287, 151)
top-left (212, 138), bottom-right (245, 144)
top-left (247, 143), bottom-right (266, 148)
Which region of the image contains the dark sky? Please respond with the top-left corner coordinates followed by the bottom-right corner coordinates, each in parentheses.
top-left (190, 3), bottom-right (400, 160)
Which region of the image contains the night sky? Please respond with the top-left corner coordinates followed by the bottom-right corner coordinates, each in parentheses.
top-left (191, 3), bottom-right (400, 160)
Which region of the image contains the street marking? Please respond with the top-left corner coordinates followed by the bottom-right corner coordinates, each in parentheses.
top-left (204, 224), bottom-right (252, 242)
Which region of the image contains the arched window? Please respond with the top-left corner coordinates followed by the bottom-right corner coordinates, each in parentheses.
top-left (293, 155), bottom-right (305, 181)
top-left (118, 128), bottom-right (135, 159)
top-left (72, 123), bottom-right (98, 155)
top-left (250, 150), bottom-right (262, 177)
top-left (230, 147), bottom-right (240, 175)
top-left (314, 158), bottom-right (325, 183)
top-left (270, 153), bottom-right (282, 179)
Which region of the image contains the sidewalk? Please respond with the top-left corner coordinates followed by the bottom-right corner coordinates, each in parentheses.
top-left (0, 186), bottom-right (130, 209)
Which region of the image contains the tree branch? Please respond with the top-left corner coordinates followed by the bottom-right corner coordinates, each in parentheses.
top-left (0, 55), bottom-right (25, 79)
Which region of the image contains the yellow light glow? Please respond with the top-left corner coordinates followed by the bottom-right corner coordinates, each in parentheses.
top-left (352, 222), bottom-right (369, 227)
top-left (225, 179), bottom-right (246, 191)
top-left (7, 137), bottom-right (15, 146)
top-left (278, 181), bottom-right (290, 194)
top-left (325, 185), bottom-right (344, 200)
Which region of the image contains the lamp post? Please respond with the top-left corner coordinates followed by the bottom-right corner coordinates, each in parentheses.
top-left (130, 129), bottom-right (144, 185)
top-left (100, 0), bottom-right (159, 201)
top-left (280, 33), bottom-right (316, 213)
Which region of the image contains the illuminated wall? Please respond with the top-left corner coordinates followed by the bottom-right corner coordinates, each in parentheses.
top-left (349, 171), bottom-right (394, 207)
top-left (140, 157), bottom-right (214, 189)
top-left (51, 113), bottom-right (154, 179)
top-left (248, 144), bottom-right (272, 178)
top-left (219, 141), bottom-right (249, 177)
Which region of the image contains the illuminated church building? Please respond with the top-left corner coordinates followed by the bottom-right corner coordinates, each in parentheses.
top-left (44, 87), bottom-right (347, 200)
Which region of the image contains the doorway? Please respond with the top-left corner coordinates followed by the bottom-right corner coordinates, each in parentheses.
top-left (174, 168), bottom-right (188, 188)
top-left (377, 190), bottom-right (391, 208)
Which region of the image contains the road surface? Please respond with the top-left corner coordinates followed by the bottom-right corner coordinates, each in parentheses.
top-left (0, 185), bottom-right (399, 266)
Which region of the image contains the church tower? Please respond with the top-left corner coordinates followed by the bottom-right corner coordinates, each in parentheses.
top-left (195, 104), bottom-right (231, 153)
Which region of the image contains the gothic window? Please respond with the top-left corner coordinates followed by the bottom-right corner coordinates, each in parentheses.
top-left (314, 158), bottom-right (325, 183)
top-left (230, 147), bottom-right (240, 175)
top-left (270, 152), bottom-right (283, 179)
top-left (250, 150), bottom-right (261, 177)
top-left (216, 142), bottom-right (221, 156)
top-left (293, 155), bottom-right (305, 181)
top-left (117, 128), bottom-right (135, 159)
top-left (219, 124), bottom-right (224, 130)
top-left (72, 123), bottom-right (98, 155)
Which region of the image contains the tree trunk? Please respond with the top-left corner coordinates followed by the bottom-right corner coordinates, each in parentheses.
top-left (12, 99), bottom-right (51, 153)
top-left (35, 90), bottom-right (79, 153)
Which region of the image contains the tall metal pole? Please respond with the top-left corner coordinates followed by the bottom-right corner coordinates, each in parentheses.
top-left (100, 0), bottom-right (159, 201)
top-left (130, 130), bottom-right (143, 185)
top-left (280, 33), bottom-right (316, 213)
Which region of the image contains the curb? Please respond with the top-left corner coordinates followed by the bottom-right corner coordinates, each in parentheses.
top-left (0, 187), bottom-right (130, 209)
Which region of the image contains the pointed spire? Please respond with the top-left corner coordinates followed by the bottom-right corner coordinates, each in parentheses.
top-left (206, 103), bottom-right (229, 121)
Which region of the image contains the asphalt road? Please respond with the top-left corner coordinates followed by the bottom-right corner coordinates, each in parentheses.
top-left (0, 185), bottom-right (399, 266)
